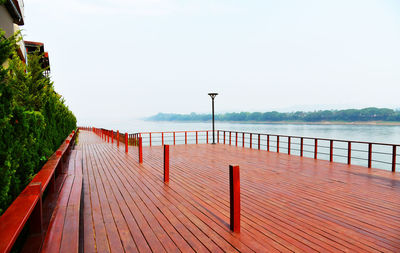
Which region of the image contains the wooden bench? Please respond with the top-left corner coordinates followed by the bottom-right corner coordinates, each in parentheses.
top-left (0, 130), bottom-right (77, 253)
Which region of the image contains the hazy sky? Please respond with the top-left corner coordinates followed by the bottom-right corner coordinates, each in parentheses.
top-left (23, 0), bottom-right (400, 125)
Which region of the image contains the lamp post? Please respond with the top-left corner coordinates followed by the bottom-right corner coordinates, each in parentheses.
top-left (208, 93), bottom-right (218, 144)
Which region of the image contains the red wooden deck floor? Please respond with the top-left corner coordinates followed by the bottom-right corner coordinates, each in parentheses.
top-left (79, 131), bottom-right (400, 252)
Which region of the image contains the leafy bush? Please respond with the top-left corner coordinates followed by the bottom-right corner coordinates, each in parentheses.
top-left (0, 29), bottom-right (76, 214)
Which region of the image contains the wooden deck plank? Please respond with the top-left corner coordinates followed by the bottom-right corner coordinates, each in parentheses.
top-left (77, 131), bottom-right (400, 253)
top-left (81, 145), bottom-right (97, 253)
top-left (98, 144), bottom-right (241, 253)
top-left (84, 143), bottom-right (112, 253)
top-left (92, 145), bottom-right (196, 253)
top-left (140, 146), bottom-right (398, 252)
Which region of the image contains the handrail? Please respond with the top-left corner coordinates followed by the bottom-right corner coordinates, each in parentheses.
top-left (217, 129), bottom-right (400, 146)
top-left (81, 126), bottom-right (399, 172)
top-left (0, 129), bottom-right (77, 253)
top-left (217, 130), bottom-right (399, 172)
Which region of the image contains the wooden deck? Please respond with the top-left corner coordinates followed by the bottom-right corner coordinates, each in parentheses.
top-left (78, 130), bottom-right (400, 252)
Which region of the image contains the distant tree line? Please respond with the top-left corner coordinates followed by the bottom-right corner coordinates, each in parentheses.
top-left (148, 107), bottom-right (400, 122)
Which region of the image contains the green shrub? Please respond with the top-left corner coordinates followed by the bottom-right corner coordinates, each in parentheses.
top-left (0, 29), bottom-right (76, 214)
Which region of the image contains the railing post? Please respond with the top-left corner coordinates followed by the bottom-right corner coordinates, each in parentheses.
top-left (250, 133), bottom-right (252, 149)
top-left (277, 136), bottom-right (280, 153)
top-left (348, 142), bottom-right (351, 165)
top-left (125, 133), bottom-right (128, 153)
top-left (162, 132), bottom-right (164, 146)
top-left (267, 135), bottom-right (270, 151)
top-left (28, 182), bottom-right (43, 235)
top-left (185, 132), bottom-right (187, 144)
top-left (392, 145), bottom-right (397, 172)
top-left (56, 150), bottom-right (63, 173)
top-left (229, 132), bottom-right (232, 145)
top-left (196, 131), bottom-right (198, 144)
top-left (235, 132), bottom-right (238, 147)
top-left (149, 133), bottom-right (152, 147)
top-left (314, 139), bottom-right (318, 159)
top-left (330, 140), bottom-right (333, 162)
top-left (107, 131), bottom-right (110, 143)
top-left (288, 137), bottom-right (291, 155)
top-left (242, 133), bottom-right (245, 147)
top-left (224, 131), bottom-right (226, 144)
top-left (138, 137), bottom-right (143, 163)
top-left (229, 165), bottom-right (240, 233)
top-left (173, 132), bottom-right (176, 145)
top-left (111, 130), bottom-right (114, 144)
top-left (206, 131), bottom-right (208, 144)
top-left (164, 145), bottom-right (169, 183)
top-left (117, 131), bottom-right (119, 147)
top-left (300, 137), bottom-right (304, 157)
top-left (258, 134), bottom-right (260, 150)
top-left (217, 130), bottom-right (219, 143)
top-left (368, 143), bottom-right (372, 168)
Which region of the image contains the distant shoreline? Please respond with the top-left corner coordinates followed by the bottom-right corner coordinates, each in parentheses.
top-left (146, 120), bottom-right (400, 126)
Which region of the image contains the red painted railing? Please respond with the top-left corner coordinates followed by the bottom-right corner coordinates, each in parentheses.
top-left (0, 129), bottom-right (77, 253)
top-left (81, 127), bottom-right (400, 172)
top-left (135, 130), bottom-right (212, 146)
top-left (217, 130), bottom-right (399, 172)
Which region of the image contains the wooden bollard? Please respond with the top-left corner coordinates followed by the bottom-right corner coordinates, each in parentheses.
top-left (107, 131), bottom-right (110, 143)
top-left (117, 130), bottom-right (119, 147)
top-left (164, 145), bottom-right (169, 182)
top-left (229, 165), bottom-right (240, 233)
top-left (125, 133), bottom-right (128, 153)
top-left (111, 130), bottom-right (114, 144)
top-left (138, 137), bottom-right (143, 164)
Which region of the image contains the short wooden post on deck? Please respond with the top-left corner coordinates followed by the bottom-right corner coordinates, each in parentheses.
top-left (111, 130), bottom-right (114, 144)
top-left (117, 130), bottom-right (119, 147)
top-left (229, 165), bottom-right (240, 233)
top-left (139, 137), bottom-right (143, 164)
top-left (164, 145), bottom-right (169, 182)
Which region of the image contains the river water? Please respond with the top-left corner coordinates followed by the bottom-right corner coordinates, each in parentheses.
top-left (104, 120), bottom-right (400, 171)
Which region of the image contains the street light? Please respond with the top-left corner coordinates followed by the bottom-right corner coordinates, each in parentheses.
top-left (208, 93), bottom-right (218, 144)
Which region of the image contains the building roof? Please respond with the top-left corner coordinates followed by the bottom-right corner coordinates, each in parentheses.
top-left (24, 40), bottom-right (50, 72)
top-left (4, 0), bottom-right (24, 25)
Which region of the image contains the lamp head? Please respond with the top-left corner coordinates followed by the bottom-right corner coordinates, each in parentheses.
top-left (208, 93), bottom-right (218, 99)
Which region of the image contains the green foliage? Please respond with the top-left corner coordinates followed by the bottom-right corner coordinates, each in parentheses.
top-left (0, 29), bottom-right (76, 214)
top-left (149, 108), bottom-right (400, 123)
